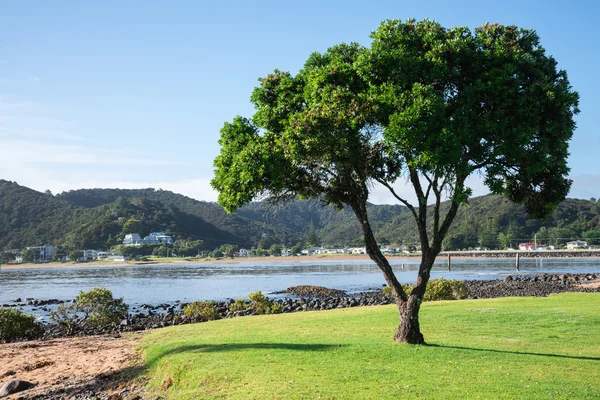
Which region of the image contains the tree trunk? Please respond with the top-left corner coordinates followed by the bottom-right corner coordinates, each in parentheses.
top-left (394, 294), bottom-right (424, 344)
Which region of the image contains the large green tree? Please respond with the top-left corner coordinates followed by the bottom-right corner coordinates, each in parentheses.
top-left (212, 19), bottom-right (578, 344)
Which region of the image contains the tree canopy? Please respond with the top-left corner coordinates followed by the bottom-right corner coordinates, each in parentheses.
top-left (212, 19), bottom-right (579, 344)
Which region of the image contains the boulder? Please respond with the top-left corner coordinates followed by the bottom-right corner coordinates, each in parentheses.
top-left (0, 380), bottom-right (35, 397)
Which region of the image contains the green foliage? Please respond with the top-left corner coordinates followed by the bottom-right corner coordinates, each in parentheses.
top-left (183, 301), bottom-right (222, 321)
top-left (219, 243), bottom-right (239, 258)
top-left (0, 252), bottom-right (16, 263)
top-left (0, 307), bottom-right (43, 343)
top-left (228, 298), bottom-right (249, 313)
top-left (248, 291), bottom-right (282, 315)
top-left (290, 243), bottom-right (303, 256)
top-left (77, 287), bottom-right (128, 327)
top-left (122, 218), bottom-right (144, 235)
top-left (383, 278), bottom-right (469, 301)
top-left (50, 303), bottom-right (76, 335)
top-left (50, 288), bottom-right (127, 333)
top-left (583, 230), bottom-right (600, 246)
top-left (22, 248), bottom-right (40, 263)
top-left (68, 250), bottom-right (83, 261)
top-left (269, 243), bottom-right (282, 257)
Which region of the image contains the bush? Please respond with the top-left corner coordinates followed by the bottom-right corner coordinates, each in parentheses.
top-left (51, 303), bottom-right (76, 335)
top-left (183, 301), bottom-right (222, 321)
top-left (382, 278), bottom-right (469, 301)
top-left (50, 287), bottom-right (128, 333)
top-left (76, 288), bottom-right (128, 327)
top-left (229, 298), bottom-right (249, 313)
top-left (248, 291), bottom-right (282, 314)
top-left (0, 307), bottom-right (43, 343)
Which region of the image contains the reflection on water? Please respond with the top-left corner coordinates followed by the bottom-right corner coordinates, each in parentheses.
top-left (1, 258), bottom-right (599, 305)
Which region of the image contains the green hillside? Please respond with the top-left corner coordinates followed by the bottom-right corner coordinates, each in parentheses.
top-left (1, 180), bottom-right (599, 252)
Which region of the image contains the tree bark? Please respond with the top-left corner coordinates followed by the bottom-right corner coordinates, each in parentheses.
top-left (394, 294), bottom-right (423, 344)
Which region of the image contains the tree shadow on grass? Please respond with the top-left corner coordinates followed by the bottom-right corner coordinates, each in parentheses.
top-left (23, 343), bottom-right (338, 398)
top-left (425, 343), bottom-right (600, 361)
top-left (150, 342), bottom-right (338, 360)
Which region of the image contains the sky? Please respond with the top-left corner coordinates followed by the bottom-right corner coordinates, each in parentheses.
top-left (1, 0), bottom-right (598, 205)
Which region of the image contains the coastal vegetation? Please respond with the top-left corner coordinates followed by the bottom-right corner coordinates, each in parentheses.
top-left (137, 293), bottom-right (600, 399)
top-left (1, 180), bottom-right (599, 257)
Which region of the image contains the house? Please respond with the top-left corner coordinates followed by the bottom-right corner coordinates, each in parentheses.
top-left (148, 232), bottom-right (173, 244)
top-left (82, 249), bottom-right (100, 261)
top-left (566, 240), bottom-right (588, 250)
top-left (350, 247), bottom-right (366, 254)
top-left (519, 242), bottom-right (536, 251)
top-left (123, 233), bottom-right (144, 246)
top-left (238, 248), bottom-right (250, 257)
top-left (25, 245), bottom-right (57, 262)
top-left (123, 232), bottom-right (173, 246)
top-left (301, 247), bottom-right (323, 255)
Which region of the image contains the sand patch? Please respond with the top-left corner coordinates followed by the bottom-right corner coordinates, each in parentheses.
top-left (0, 333), bottom-right (144, 398)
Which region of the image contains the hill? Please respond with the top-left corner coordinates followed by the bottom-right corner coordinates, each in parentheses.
top-left (1, 180), bottom-right (599, 252)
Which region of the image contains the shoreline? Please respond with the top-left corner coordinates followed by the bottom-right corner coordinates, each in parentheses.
top-left (3, 251), bottom-right (600, 271)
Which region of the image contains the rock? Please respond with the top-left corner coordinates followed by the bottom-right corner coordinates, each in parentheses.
top-left (0, 380), bottom-right (35, 397)
top-left (11, 298), bottom-right (21, 303)
top-left (504, 275), bottom-right (513, 282)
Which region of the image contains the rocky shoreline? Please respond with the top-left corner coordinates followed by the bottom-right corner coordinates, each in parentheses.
top-left (1, 273), bottom-right (597, 342)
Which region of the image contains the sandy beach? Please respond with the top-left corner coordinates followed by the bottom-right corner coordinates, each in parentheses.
top-left (2, 250), bottom-right (599, 271)
top-left (0, 254), bottom-right (417, 270)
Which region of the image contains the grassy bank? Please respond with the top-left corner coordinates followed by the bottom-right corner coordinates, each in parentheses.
top-left (138, 293), bottom-right (599, 399)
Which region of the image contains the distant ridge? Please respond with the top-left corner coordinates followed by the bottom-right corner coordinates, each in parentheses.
top-left (1, 180), bottom-right (599, 251)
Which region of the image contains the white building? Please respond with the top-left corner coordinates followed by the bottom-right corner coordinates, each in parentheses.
top-left (566, 240), bottom-right (588, 250)
top-left (123, 232), bottom-right (174, 246)
top-left (123, 233), bottom-right (144, 246)
top-left (148, 232), bottom-right (173, 244)
top-left (25, 245), bottom-right (57, 262)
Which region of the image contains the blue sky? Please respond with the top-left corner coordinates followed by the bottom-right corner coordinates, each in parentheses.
top-left (1, 0), bottom-right (598, 204)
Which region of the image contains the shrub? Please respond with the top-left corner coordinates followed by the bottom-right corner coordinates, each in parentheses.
top-left (0, 307), bottom-right (43, 343)
top-left (50, 287), bottom-right (128, 333)
top-left (76, 287), bottom-right (128, 327)
top-left (229, 298), bottom-right (249, 313)
top-left (248, 291), bottom-right (282, 314)
top-left (50, 303), bottom-right (77, 335)
top-left (382, 278), bottom-right (469, 301)
top-left (183, 301), bottom-right (222, 321)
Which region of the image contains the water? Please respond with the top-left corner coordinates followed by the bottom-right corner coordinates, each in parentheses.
top-left (1, 258), bottom-right (599, 307)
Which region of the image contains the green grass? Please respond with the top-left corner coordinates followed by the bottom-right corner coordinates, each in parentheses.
top-left (138, 293), bottom-right (600, 399)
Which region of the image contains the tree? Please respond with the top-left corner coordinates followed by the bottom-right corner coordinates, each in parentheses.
top-left (583, 230), bottom-right (600, 246)
top-left (212, 19), bottom-right (578, 344)
top-left (121, 218), bottom-right (143, 235)
top-left (0, 252), bottom-right (16, 264)
top-left (219, 244), bottom-right (239, 259)
top-left (22, 248), bottom-right (40, 263)
top-left (68, 250), bottom-right (83, 262)
top-left (269, 244), bottom-right (282, 257)
top-left (290, 242), bottom-right (303, 256)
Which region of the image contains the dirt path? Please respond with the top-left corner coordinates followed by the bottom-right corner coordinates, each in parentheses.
top-left (0, 333), bottom-right (147, 399)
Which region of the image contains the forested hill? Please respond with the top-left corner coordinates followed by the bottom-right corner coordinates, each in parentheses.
top-left (1, 180), bottom-right (599, 252)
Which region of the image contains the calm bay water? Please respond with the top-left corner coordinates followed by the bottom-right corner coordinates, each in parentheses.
top-left (1, 258), bottom-right (599, 306)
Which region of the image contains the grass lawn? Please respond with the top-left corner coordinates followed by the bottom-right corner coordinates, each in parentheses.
top-left (137, 293), bottom-right (600, 399)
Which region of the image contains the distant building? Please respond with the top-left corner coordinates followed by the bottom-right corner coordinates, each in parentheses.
top-left (566, 240), bottom-right (588, 250)
top-left (148, 232), bottom-right (173, 244)
top-left (123, 233), bottom-right (144, 246)
top-left (122, 232), bottom-right (173, 246)
top-left (25, 245), bottom-right (57, 262)
top-left (519, 242), bottom-right (536, 251)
